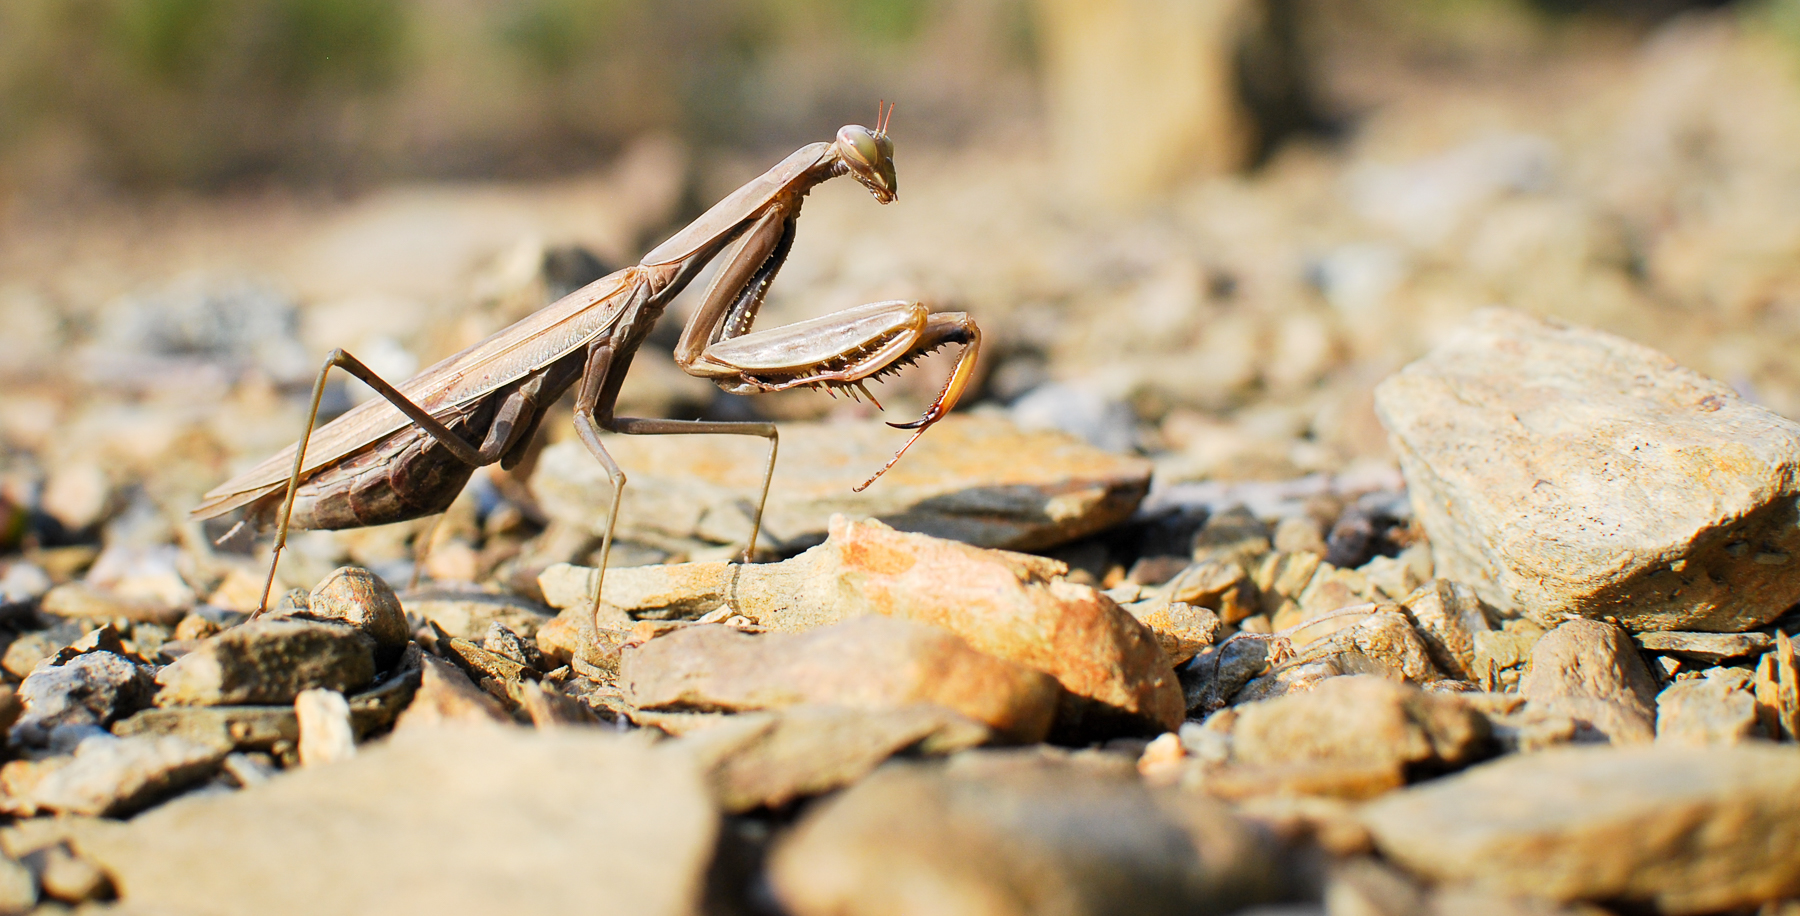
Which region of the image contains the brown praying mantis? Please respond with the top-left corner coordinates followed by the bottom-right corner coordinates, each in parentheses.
top-left (191, 107), bottom-right (981, 645)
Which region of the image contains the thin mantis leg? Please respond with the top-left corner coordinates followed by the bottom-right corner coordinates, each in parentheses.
top-left (570, 346), bottom-right (780, 651)
top-left (606, 416), bottom-right (780, 565)
top-left (569, 345), bottom-right (627, 648)
top-left (256, 348), bottom-right (488, 617)
top-left (407, 513), bottom-right (445, 592)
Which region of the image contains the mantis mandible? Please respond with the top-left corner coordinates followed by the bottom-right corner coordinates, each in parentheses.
top-left (191, 106), bottom-right (982, 646)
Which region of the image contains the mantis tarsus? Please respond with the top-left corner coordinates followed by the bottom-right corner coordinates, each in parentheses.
top-left (192, 107), bottom-right (982, 647)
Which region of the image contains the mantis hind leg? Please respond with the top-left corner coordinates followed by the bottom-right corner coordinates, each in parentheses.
top-left (407, 513), bottom-right (445, 592)
top-left (257, 349), bottom-right (489, 617)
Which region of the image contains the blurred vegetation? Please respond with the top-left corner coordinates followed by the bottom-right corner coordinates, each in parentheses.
top-left (0, 0), bottom-right (1754, 193)
top-left (0, 0), bottom-right (1031, 190)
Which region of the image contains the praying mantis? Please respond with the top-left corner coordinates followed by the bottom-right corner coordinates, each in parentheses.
top-left (191, 107), bottom-right (982, 645)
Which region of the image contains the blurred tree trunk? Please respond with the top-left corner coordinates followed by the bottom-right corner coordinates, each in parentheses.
top-left (1034, 0), bottom-right (1311, 206)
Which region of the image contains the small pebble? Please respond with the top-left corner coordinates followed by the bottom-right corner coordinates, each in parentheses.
top-left (295, 690), bottom-right (356, 767)
top-left (222, 753), bottom-right (278, 788)
top-left (36, 846), bottom-right (109, 904)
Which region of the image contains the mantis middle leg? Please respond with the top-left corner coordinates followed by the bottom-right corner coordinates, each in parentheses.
top-left (570, 344), bottom-right (779, 645)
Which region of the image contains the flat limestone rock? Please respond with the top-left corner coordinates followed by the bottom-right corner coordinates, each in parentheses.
top-left (75, 728), bottom-right (717, 916)
top-left (1359, 744), bottom-right (1800, 914)
top-left (18, 734), bottom-right (225, 817)
top-left (538, 564), bottom-right (728, 622)
top-left (1399, 580), bottom-right (1493, 680)
top-left (768, 749), bottom-right (1284, 916)
top-left (1634, 631), bottom-right (1773, 664)
top-left (1195, 758), bottom-right (1408, 803)
top-left (38, 583), bottom-right (186, 626)
top-left (622, 617), bottom-right (1061, 744)
top-left (1655, 676), bottom-right (1760, 746)
top-left (112, 706), bottom-right (298, 753)
top-left (154, 620), bottom-right (376, 707)
top-left (672, 704), bottom-right (990, 813)
top-left (11, 651), bottom-right (156, 748)
top-left (1229, 676), bottom-right (1488, 774)
top-left (392, 655), bottom-right (511, 730)
top-left (1375, 308), bottom-right (1800, 631)
top-left (529, 415), bottom-right (1151, 554)
top-left (400, 590), bottom-right (554, 640)
top-left (548, 517), bottom-right (1184, 735)
top-left (1232, 608), bottom-right (1442, 706)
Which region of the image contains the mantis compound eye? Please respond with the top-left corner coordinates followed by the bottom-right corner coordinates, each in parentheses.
top-left (837, 125), bottom-right (881, 166)
top-left (836, 124), bottom-right (897, 203)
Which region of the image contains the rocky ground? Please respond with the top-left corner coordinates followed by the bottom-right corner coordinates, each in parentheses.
top-left (4, 10), bottom-right (1800, 916)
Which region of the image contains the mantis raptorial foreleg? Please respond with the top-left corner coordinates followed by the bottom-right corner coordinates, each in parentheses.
top-left (688, 301), bottom-right (982, 490)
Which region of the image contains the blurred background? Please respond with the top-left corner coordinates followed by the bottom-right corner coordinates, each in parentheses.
top-left (7, 0), bottom-right (1800, 594)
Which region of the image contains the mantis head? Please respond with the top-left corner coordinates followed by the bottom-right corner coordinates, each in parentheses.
top-left (835, 104), bottom-right (897, 203)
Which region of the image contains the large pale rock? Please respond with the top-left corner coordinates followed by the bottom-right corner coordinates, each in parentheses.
top-left (1375, 308), bottom-right (1800, 631)
top-left (768, 749), bottom-right (1284, 916)
top-left (1360, 744), bottom-right (1800, 914)
top-left (622, 618), bottom-right (1061, 744)
top-left (1191, 675), bottom-right (1487, 802)
top-left (530, 415), bottom-right (1151, 554)
top-left (75, 728), bottom-right (717, 916)
top-left (549, 517), bottom-right (1184, 734)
